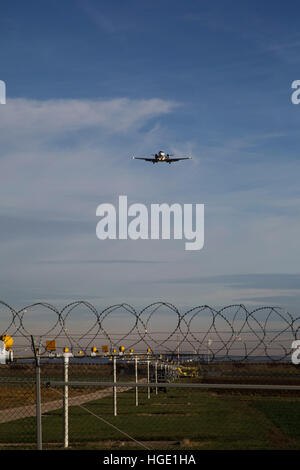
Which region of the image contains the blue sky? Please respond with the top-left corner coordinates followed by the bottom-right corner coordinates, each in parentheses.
top-left (0, 0), bottom-right (300, 321)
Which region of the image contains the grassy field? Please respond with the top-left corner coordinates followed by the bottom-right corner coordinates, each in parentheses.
top-left (1, 387), bottom-right (300, 450)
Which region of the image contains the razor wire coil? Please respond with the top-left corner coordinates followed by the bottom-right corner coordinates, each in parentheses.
top-left (0, 301), bottom-right (299, 361)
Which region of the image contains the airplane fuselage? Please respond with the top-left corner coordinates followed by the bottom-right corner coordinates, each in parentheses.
top-left (155, 150), bottom-right (168, 160)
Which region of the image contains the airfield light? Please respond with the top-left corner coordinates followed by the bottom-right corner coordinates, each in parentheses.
top-left (0, 335), bottom-right (13, 351)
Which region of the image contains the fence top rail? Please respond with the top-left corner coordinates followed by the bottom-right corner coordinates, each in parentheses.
top-left (44, 380), bottom-right (300, 391)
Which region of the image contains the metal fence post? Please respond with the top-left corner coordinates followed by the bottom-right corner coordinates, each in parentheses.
top-left (31, 336), bottom-right (42, 450)
top-left (35, 354), bottom-right (42, 450)
top-left (155, 360), bottom-right (158, 395)
top-left (135, 356), bottom-right (138, 406)
top-left (63, 352), bottom-right (70, 448)
top-left (147, 358), bottom-right (150, 399)
top-left (113, 355), bottom-right (117, 416)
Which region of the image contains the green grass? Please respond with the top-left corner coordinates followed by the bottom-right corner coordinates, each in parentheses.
top-left (251, 400), bottom-right (300, 440)
top-left (1, 389), bottom-right (300, 450)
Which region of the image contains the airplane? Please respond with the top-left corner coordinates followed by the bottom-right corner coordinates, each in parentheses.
top-left (132, 150), bottom-right (192, 164)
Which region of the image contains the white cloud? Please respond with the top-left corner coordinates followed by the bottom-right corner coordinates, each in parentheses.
top-left (0, 97), bottom-right (180, 216)
top-left (0, 97), bottom-right (178, 143)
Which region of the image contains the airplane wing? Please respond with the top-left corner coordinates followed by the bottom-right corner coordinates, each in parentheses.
top-left (132, 157), bottom-right (157, 162)
top-left (167, 157), bottom-right (192, 162)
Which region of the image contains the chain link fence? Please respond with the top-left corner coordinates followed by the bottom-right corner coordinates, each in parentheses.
top-left (0, 301), bottom-right (299, 449)
top-left (0, 355), bottom-right (300, 450)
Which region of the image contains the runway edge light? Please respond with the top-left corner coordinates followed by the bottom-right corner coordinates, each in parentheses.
top-left (0, 335), bottom-right (13, 364)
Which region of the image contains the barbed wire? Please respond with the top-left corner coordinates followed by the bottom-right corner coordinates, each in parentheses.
top-left (0, 301), bottom-right (299, 360)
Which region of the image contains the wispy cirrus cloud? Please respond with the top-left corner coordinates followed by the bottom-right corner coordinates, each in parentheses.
top-left (0, 96), bottom-right (180, 218)
top-left (0, 97), bottom-right (178, 143)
